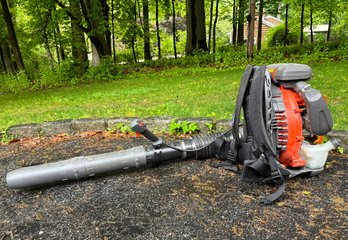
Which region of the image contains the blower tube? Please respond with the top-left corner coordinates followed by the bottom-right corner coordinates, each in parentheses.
top-left (6, 133), bottom-right (224, 189)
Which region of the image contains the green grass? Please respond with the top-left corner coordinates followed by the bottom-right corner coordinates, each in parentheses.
top-left (0, 61), bottom-right (347, 130)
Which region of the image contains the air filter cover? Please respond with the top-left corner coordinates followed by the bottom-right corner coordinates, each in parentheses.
top-left (267, 63), bottom-right (312, 82)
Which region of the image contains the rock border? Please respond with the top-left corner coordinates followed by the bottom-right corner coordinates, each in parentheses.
top-left (4, 117), bottom-right (348, 152)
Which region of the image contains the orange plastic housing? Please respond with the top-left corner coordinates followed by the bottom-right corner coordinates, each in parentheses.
top-left (279, 86), bottom-right (306, 168)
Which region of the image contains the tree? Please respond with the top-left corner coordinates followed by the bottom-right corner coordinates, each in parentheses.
top-left (0, 9), bottom-right (14, 73)
top-left (172, 0), bottom-right (177, 58)
top-left (57, 0), bottom-right (111, 65)
top-left (300, 2), bottom-right (304, 45)
top-left (111, 0), bottom-right (116, 62)
top-left (208, 0), bottom-right (214, 52)
top-left (70, 0), bottom-right (87, 76)
top-left (131, 0), bottom-right (137, 62)
top-left (155, 0), bottom-right (161, 59)
top-left (51, 5), bottom-right (66, 63)
top-left (237, 0), bottom-right (246, 45)
top-left (185, 0), bottom-right (208, 55)
top-left (232, 0), bottom-right (237, 46)
top-left (0, 43), bottom-right (5, 72)
top-left (309, 0), bottom-right (313, 43)
top-left (284, 3), bottom-right (289, 47)
top-left (325, 0), bottom-right (341, 42)
top-left (247, 0), bottom-right (255, 58)
top-left (143, 0), bottom-right (152, 60)
top-left (257, 0), bottom-right (263, 50)
top-left (35, 4), bottom-right (55, 67)
top-left (0, 0), bottom-right (25, 71)
top-left (327, 8), bottom-right (332, 41)
top-left (0, 36), bottom-right (15, 73)
top-left (212, 0), bottom-right (219, 53)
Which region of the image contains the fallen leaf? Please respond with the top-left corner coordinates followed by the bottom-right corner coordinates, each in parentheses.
top-left (303, 191), bottom-right (311, 196)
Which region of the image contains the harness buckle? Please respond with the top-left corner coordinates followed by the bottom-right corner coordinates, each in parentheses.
top-left (270, 168), bottom-right (284, 185)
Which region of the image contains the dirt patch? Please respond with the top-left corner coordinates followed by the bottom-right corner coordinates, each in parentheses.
top-left (0, 133), bottom-right (347, 239)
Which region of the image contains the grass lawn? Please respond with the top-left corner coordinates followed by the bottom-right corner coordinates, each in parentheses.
top-left (0, 61), bottom-right (347, 130)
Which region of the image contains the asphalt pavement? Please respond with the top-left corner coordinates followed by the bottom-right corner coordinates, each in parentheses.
top-left (0, 133), bottom-right (347, 240)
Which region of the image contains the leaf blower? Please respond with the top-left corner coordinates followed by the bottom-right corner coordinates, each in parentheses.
top-left (6, 63), bottom-right (340, 204)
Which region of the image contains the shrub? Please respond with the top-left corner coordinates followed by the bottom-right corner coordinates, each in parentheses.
top-left (0, 71), bottom-right (31, 93)
top-left (35, 59), bottom-right (79, 88)
top-left (265, 24), bottom-right (299, 47)
top-left (169, 119), bottom-right (200, 135)
top-left (85, 58), bottom-right (121, 82)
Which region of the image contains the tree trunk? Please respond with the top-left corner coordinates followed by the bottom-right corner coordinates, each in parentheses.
top-left (310, 3), bottom-right (313, 43)
top-left (185, 0), bottom-right (208, 56)
top-left (247, 0), bottom-right (255, 59)
top-left (0, 0), bottom-right (25, 71)
top-left (327, 10), bottom-right (332, 41)
top-left (277, 1), bottom-right (282, 19)
top-left (91, 42), bottom-right (100, 66)
top-left (284, 4), bottom-right (288, 47)
top-left (57, 30), bottom-right (65, 61)
top-left (143, 0), bottom-right (152, 61)
top-left (172, 0), bottom-right (177, 58)
top-left (0, 37), bottom-right (15, 73)
top-left (53, 26), bottom-right (61, 64)
top-left (37, 6), bottom-right (55, 67)
top-left (43, 32), bottom-right (55, 67)
top-left (58, 0), bottom-right (111, 63)
top-left (111, 0), bottom-right (116, 62)
top-left (237, 0), bottom-right (245, 45)
top-left (208, 0), bottom-right (214, 52)
top-left (212, 0), bottom-right (219, 53)
top-left (137, 0), bottom-right (143, 25)
top-left (132, 0), bottom-right (137, 63)
top-left (101, 0), bottom-right (112, 57)
top-left (300, 3), bottom-right (304, 45)
top-left (155, 0), bottom-right (161, 59)
top-left (232, 0), bottom-right (237, 46)
top-left (52, 5), bottom-right (66, 62)
top-left (0, 44), bottom-right (6, 72)
top-left (70, 0), bottom-right (88, 76)
top-left (257, 0), bottom-right (263, 50)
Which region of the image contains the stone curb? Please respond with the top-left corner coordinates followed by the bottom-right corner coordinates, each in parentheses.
top-left (4, 117), bottom-right (348, 152)
top-left (5, 117), bottom-right (231, 138)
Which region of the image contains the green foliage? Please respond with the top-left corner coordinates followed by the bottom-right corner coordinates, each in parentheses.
top-left (205, 112), bottom-right (222, 133)
top-left (0, 61), bottom-right (347, 131)
top-left (35, 60), bottom-right (79, 88)
top-left (265, 24), bottom-right (300, 47)
top-left (1, 40), bottom-right (347, 93)
top-left (336, 146), bottom-right (344, 154)
top-left (85, 58), bottom-right (121, 82)
top-left (107, 123), bottom-right (133, 134)
top-left (0, 129), bottom-right (13, 144)
top-left (332, 11), bottom-right (348, 41)
top-left (0, 71), bottom-right (31, 93)
top-left (169, 119), bottom-right (200, 135)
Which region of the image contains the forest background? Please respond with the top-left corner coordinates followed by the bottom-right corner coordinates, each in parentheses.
top-left (0, 0), bottom-right (347, 131)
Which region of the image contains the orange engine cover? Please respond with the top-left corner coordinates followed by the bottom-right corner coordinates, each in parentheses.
top-left (279, 86), bottom-right (306, 168)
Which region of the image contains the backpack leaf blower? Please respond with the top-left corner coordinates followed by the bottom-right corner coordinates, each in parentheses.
top-left (6, 63), bottom-right (340, 204)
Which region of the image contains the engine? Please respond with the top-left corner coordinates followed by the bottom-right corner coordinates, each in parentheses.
top-left (267, 64), bottom-right (333, 168)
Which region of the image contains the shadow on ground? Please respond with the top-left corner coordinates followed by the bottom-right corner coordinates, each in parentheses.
top-left (0, 133), bottom-right (347, 239)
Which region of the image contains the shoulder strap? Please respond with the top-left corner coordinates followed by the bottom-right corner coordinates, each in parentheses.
top-left (247, 65), bottom-right (276, 157)
top-left (245, 66), bottom-right (288, 204)
top-left (232, 65), bottom-right (253, 144)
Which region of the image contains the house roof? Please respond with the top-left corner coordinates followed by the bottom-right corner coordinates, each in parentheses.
top-left (263, 15), bottom-right (283, 28)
